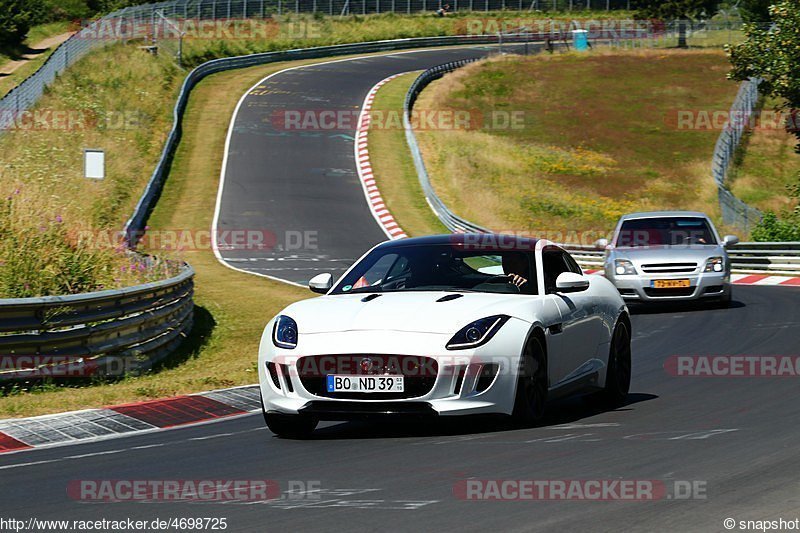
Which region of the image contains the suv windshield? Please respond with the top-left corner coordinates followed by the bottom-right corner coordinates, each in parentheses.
top-left (616, 217), bottom-right (718, 247)
top-left (331, 244), bottom-right (538, 295)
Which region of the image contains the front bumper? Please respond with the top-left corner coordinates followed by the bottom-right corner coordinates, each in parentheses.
top-left (606, 270), bottom-right (730, 302)
top-left (257, 320), bottom-right (532, 419)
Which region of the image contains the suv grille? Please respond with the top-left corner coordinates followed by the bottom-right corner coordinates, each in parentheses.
top-left (296, 354), bottom-right (438, 400)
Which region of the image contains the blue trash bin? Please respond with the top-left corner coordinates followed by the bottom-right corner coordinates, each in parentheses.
top-left (572, 29), bottom-right (589, 51)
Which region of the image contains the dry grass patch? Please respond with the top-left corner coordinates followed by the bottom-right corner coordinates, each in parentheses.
top-left (414, 49), bottom-right (741, 238)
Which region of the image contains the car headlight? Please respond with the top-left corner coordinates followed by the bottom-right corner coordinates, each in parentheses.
top-left (704, 257), bottom-right (724, 273)
top-left (272, 315), bottom-right (298, 349)
top-left (614, 259), bottom-right (637, 276)
top-left (446, 315), bottom-right (510, 350)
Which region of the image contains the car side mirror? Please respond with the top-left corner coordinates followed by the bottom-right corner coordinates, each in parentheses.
top-left (308, 273), bottom-right (333, 294)
top-left (594, 238), bottom-right (609, 250)
top-left (722, 235), bottom-right (739, 248)
top-left (555, 272), bottom-right (590, 293)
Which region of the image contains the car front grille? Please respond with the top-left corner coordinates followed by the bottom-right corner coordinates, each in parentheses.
top-left (295, 354), bottom-right (438, 400)
top-left (643, 287), bottom-right (696, 297)
top-left (641, 262), bottom-right (697, 274)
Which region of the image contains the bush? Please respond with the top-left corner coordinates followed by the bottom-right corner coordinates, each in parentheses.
top-left (751, 212), bottom-right (800, 242)
top-left (0, 0), bottom-right (47, 47)
top-left (751, 173), bottom-right (800, 241)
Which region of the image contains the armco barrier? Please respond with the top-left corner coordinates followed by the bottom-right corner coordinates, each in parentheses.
top-left (0, 263), bottom-right (194, 381)
top-left (403, 58), bottom-right (488, 234)
top-left (560, 243), bottom-right (800, 276)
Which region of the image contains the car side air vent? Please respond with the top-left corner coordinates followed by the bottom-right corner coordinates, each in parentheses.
top-left (361, 294), bottom-right (382, 302)
top-left (436, 294), bottom-right (464, 302)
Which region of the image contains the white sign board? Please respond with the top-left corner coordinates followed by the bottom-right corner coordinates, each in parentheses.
top-left (84, 149), bottom-right (105, 179)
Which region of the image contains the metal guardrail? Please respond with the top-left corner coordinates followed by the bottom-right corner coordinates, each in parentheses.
top-left (0, 263), bottom-right (194, 381)
top-left (560, 243), bottom-right (800, 276)
top-left (712, 78), bottom-right (763, 233)
top-left (403, 58), bottom-right (489, 234)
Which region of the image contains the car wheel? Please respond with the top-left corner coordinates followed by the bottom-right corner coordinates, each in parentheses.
top-left (602, 321), bottom-right (632, 407)
top-left (512, 336), bottom-right (548, 426)
top-left (260, 394), bottom-right (317, 438)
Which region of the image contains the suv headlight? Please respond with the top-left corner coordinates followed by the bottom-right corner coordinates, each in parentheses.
top-left (704, 257), bottom-right (724, 273)
top-left (614, 259), bottom-right (637, 276)
top-left (446, 315), bottom-right (510, 350)
top-left (272, 315), bottom-right (298, 349)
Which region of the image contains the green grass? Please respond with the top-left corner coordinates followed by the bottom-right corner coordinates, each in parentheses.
top-left (730, 97), bottom-right (800, 214)
top-left (366, 71), bottom-right (447, 237)
top-left (413, 49), bottom-right (744, 240)
top-left (0, 44), bottom-right (183, 297)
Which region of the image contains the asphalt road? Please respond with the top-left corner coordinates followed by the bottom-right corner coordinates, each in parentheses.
top-left (214, 46), bottom-right (525, 285)
top-left (2, 285), bottom-right (799, 531)
top-left (3, 47), bottom-right (799, 532)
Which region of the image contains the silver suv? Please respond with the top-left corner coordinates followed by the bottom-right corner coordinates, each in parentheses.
top-left (596, 211), bottom-right (739, 305)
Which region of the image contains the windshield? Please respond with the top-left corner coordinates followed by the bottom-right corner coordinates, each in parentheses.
top-left (616, 217), bottom-right (718, 247)
top-left (331, 244), bottom-right (538, 295)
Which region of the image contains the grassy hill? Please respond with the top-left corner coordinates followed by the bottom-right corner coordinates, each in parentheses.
top-left (413, 49), bottom-right (742, 240)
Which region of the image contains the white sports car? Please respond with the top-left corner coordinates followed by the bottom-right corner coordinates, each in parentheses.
top-left (258, 234), bottom-right (632, 438)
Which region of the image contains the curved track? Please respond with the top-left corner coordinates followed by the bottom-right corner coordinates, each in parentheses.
top-left (3, 47), bottom-right (800, 531)
top-left (213, 46), bottom-right (514, 285)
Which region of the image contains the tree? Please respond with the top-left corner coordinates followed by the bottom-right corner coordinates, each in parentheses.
top-left (633, 0), bottom-right (720, 21)
top-left (729, 1), bottom-right (800, 149)
top-left (729, 1), bottom-right (800, 240)
top-left (738, 0), bottom-right (774, 23)
top-left (0, 0), bottom-right (47, 47)
top-left (634, 0), bottom-right (720, 47)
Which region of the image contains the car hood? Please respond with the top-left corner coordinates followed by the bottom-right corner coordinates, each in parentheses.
top-left (612, 245), bottom-right (723, 265)
top-left (279, 291), bottom-right (537, 334)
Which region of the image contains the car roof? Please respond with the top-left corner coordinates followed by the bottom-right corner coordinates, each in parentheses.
top-left (618, 211), bottom-right (710, 222)
top-left (375, 233), bottom-right (543, 252)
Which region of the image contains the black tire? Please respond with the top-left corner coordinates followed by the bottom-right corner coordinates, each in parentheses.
top-left (260, 394), bottom-right (317, 439)
top-left (512, 335), bottom-right (548, 426)
top-left (601, 320), bottom-right (632, 407)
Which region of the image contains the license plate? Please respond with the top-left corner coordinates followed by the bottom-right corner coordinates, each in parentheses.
top-left (326, 375), bottom-right (404, 393)
top-left (652, 279), bottom-right (691, 289)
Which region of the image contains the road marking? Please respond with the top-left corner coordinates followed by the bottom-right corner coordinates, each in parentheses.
top-left (548, 423), bottom-right (620, 430)
top-left (624, 429), bottom-right (739, 441)
top-left (189, 432), bottom-right (234, 441)
top-left (63, 449), bottom-right (125, 459)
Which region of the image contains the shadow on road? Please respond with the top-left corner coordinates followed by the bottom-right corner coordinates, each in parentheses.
top-left (629, 299), bottom-right (744, 315)
top-left (297, 392), bottom-right (658, 441)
